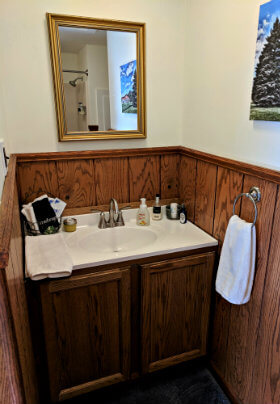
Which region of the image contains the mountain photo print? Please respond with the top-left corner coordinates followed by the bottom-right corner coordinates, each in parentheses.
top-left (250, 0), bottom-right (280, 121)
top-left (120, 60), bottom-right (137, 114)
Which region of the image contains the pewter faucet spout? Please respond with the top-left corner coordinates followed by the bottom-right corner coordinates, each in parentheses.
top-left (108, 198), bottom-right (119, 227)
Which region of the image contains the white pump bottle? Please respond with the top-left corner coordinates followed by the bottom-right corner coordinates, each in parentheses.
top-left (136, 198), bottom-right (150, 226)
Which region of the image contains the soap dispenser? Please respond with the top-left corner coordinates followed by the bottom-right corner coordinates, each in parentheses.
top-left (136, 198), bottom-right (150, 226)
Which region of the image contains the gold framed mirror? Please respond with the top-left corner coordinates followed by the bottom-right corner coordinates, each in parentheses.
top-left (47, 13), bottom-right (146, 141)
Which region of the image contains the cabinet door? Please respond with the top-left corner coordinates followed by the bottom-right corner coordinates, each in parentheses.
top-left (40, 268), bottom-right (131, 402)
top-left (141, 253), bottom-right (215, 373)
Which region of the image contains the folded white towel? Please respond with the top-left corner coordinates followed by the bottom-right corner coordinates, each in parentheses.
top-left (25, 233), bottom-right (73, 281)
top-left (215, 215), bottom-right (256, 305)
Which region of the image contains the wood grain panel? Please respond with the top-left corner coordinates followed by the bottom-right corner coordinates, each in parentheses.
top-left (250, 187), bottom-right (280, 404)
top-left (0, 158), bottom-right (38, 404)
top-left (0, 270), bottom-right (25, 404)
top-left (179, 156), bottom-right (197, 222)
top-left (213, 167), bottom-right (243, 246)
top-left (160, 155), bottom-right (180, 199)
top-left (128, 156), bottom-right (160, 202)
top-left (56, 159), bottom-right (95, 207)
top-left (5, 189), bottom-right (39, 404)
top-left (179, 146), bottom-right (280, 184)
top-left (54, 282), bottom-right (121, 388)
top-left (141, 253), bottom-right (215, 373)
top-left (15, 145), bottom-right (280, 184)
top-left (194, 160), bottom-right (217, 234)
top-left (15, 146), bottom-right (179, 162)
top-left (0, 155), bottom-right (17, 268)
top-left (211, 168), bottom-right (243, 376)
top-left (40, 268), bottom-right (131, 402)
top-left (17, 161), bottom-right (58, 203)
top-left (224, 176), bottom-right (277, 403)
top-left (94, 158), bottom-right (129, 205)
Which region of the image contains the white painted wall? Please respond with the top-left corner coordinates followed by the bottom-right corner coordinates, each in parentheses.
top-left (0, 0), bottom-right (185, 153)
top-left (61, 52), bottom-right (79, 83)
top-left (107, 31), bottom-right (137, 130)
top-left (182, 0), bottom-right (280, 170)
top-left (2, 0), bottom-right (280, 171)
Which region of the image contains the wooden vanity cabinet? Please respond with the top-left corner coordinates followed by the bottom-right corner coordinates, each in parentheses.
top-left (39, 267), bottom-right (131, 402)
top-left (37, 250), bottom-right (215, 403)
top-left (141, 253), bottom-right (215, 373)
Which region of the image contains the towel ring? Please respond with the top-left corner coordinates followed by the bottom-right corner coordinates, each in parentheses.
top-left (233, 186), bottom-right (261, 226)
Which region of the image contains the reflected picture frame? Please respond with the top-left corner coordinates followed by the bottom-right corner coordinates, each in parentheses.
top-left (47, 13), bottom-right (146, 141)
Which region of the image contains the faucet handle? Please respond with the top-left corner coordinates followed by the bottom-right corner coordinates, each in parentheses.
top-left (115, 211), bottom-right (125, 227)
top-left (98, 211), bottom-right (108, 229)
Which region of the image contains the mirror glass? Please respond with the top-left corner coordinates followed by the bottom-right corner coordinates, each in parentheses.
top-left (47, 14), bottom-right (145, 141)
top-left (59, 27), bottom-right (137, 133)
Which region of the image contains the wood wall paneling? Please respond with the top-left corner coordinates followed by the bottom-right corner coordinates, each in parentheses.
top-left (194, 160), bottom-right (217, 234)
top-left (0, 155), bottom-right (38, 404)
top-left (56, 159), bottom-right (96, 208)
top-left (0, 271), bottom-right (25, 404)
top-left (179, 146), bottom-right (280, 184)
top-left (250, 187), bottom-right (280, 404)
top-left (128, 156), bottom-right (160, 202)
top-left (160, 155), bottom-right (180, 199)
top-left (17, 161), bottom-right (59, 204)
top-left (213, 167), bottom-right (243, 246)
top-left (179, 156), bottom-right (197, 222)
top-left (210, 167), bottom-right (243, 377)
top-left (222, 176), bottom-right (277, 404)
top-left (5, 189), bottom-right (39, 404)
top-left (0, 155), bottom-right (17, 268)
top-left (94, 158), bottom-right (129, 205)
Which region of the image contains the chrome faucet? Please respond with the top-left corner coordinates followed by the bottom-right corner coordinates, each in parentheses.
top-left (94, 198), bottom-right (126, 229)
top-left (108, 198), bottom-right (119, 227)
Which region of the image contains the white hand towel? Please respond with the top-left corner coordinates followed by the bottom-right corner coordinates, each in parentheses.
top-left (215, 215), bottom-right (256, 305)
top-left (25, 233), bottom-right (73, 281)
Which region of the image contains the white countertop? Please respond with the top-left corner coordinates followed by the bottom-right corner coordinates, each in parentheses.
top-left (62, 207), bottom-right (218, 270)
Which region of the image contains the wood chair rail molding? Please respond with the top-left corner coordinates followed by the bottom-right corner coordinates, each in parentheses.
top-left (179, 146), bottom-right (280, 184)
top-left (15, 145), bottom-right (280, 184)
top-left (14, 146), bottom-right (179, 162)
top-left (0, 155), bottom-right (17, 268)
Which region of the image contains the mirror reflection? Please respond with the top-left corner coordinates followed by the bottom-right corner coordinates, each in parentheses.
top-left (59, 26), bottom-right (138, 133)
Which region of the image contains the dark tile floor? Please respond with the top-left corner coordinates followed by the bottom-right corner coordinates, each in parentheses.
top-left (65, 361), bottom-right (231, 404)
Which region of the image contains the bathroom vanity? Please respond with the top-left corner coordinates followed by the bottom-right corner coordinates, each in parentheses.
top-left (28, 210), bottom-right (217, 403)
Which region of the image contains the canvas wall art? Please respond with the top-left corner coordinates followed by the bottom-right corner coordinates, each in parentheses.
top-left (250, 0), bottom-right (280, 121)
top-left (120, 60), bottom-right (137, 113)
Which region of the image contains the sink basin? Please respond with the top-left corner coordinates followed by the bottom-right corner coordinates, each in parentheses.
top-left (73, 226), bottom-right (158, 253)
top-left (61, 208), bottom-right (218, 270)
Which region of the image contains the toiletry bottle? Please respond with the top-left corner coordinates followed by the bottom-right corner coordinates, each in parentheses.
top-left (152, 194), bottom-right (162, 220)
top-left (170, 202), bottom-right (178, 219)
top-left (179, 203), bottom-right (187, 224)
top-left (137, 198), bottom-right (150, 226)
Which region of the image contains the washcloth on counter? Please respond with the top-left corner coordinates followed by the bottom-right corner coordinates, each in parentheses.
top-left (216, 215), bottom-right (256, 305)
top-left (25, 233), bottom-right (73, 281)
